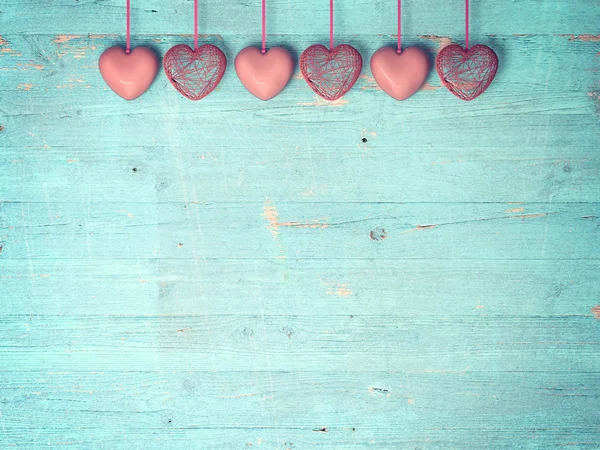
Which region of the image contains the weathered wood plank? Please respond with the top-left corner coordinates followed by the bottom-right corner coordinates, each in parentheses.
top-left (1, 202), bottom-right (598, 260)
top-left (1, 0), bottom-right (599, 35)
top-left (1, 370), bottom-right (598, 448)
top-left (1, 258), bottom-right (598, 316)
top-left (1, 314), bottom-right (599, 372)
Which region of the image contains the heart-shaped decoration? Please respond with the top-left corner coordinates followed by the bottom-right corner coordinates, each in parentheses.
top-left (163, 44), bottom-right (226, 101)
top-left (300, 44), bottom-right (363, 101)
top-left (98, 46), bottom-right (159, 100)
top-left (234, 47), bottom-right (294, 101)
top-left (436, 44), bottom-right (498, 101)
top-left (370, 46), bottom-right (430, 101)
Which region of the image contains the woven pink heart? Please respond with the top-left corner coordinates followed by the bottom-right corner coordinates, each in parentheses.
top-left (300, 44), bottom-right (362, 101)
top-left (436, 44), bottom-right (498, 101)
top-left (163, 44), bottom-right (226, 101)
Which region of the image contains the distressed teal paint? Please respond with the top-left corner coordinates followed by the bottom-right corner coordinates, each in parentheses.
top-left (0, 0), bottom-right (599, 448)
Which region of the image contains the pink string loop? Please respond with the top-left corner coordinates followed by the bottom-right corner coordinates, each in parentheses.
top-left (397, 0), bottom-right (401, 53)
top-left (261, 0), bottom-right (266, 53)
top-left (465, 0), bottom-right (469, 50)
top-left (194, 0), bottom-right (199, 50)
top-left (329, 0), bottom-right (334, 50)
top-left (126, 0), bottom-right (131, 53)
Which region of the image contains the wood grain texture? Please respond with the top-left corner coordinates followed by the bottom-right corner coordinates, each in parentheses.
top-left (0, 0), bottom-right (599, 448)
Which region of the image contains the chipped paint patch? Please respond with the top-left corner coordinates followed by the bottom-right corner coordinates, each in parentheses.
top-left (17, 83), bottom-right (33, 91)
top-left (511, 213), bottom-right (546, 220)
top-left (401, 224), bottom-right (438, 234)
top-left (420, 82), bottom-right (441, 91)
top-left (278, 220), bottom-right (329, 229)
top-left (556, 34), bottom-right (600, 42)
top-left (299, 96), bottom-right (349, 107)
top-left (262, 201), bottom-right (328, 234)
top-left (505, 207), bottom-right (525, 213)
top-left (326, 283), bottom-right (352, 297)
top-left (262, 201), bottom-right (280, 238)
top-left (591, 306), bottom-right (600, 319)
top-left (54, 35), bottom-right (81, 44)
top-left (0, 35), bottom-right (21, 56)
top-left (359, 74), bottom-right (381, 91)
top-left (419, 35), bottom-right (453, 49)
top-left (88, 34), bottom-right (117, 39)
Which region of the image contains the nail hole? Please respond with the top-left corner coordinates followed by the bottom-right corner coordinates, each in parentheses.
top-left (361, 138), bottom-right (367, 143)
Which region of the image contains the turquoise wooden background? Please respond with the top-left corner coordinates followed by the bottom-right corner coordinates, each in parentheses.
top-left (1, 0), bottom-right (599, 448)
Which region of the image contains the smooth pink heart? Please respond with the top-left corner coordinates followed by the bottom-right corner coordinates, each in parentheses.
top-left (99, 46), bottom-right (159, 100)
top-left (370, 46), bottom-right (430, 100)
top-left (300, 44), bottom-right (363, 101)
top-left (163, 44), bottom-right (226, 101)
top-left (234, 47), bottom-right (294, 101)
top-left (436, 44), bottom-right (498, 101)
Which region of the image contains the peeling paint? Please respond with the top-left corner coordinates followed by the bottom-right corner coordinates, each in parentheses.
top-left (359, 74), bottom-right (381, 91)
top-left (419, 35), bottom-right (453, 49)
top-left (505, 207), bottom-right (525, 213)
top-left (556, 34), bottom-right (600, 42)
top-left (17, 83), bottom-right (33, 91)
top-left (0, 35), bottom-right (21, 56)
top-left (262, 201), bottom-right (280, 238)
top-left (299, 96), bottom-right (349, 107)
top-left (278, 220), bottom-right (329, 229)
top-left (420, 82), bottom-right (441, 91)
top-left (511, 213), bottom-right (546, 220)
top-left (592, 305), bottom-right (600, 319)
top-left (262, 201), bottom-right (328, 235)
top-left (54, 35), bottom-right (81, 44)
top-left (326, 283), bottom-right (352, 297)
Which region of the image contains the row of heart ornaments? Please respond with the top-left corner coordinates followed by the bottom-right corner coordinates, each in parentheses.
top-left (99, 41), bottom-right (498, 102)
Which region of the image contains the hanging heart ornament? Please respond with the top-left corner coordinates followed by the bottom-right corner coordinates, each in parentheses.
top-left (235, 47), bottom-right (294, 101)
top-left (99, 46), bottom-right (159, 100)
top-left (163, 44), bottom-right (226, 101)
top-left (436, 44), bottom-right (498, 101)
top-left (370, 47), bottom-right (429, 101)
top-left (300, 44), bottom-right (362, 101)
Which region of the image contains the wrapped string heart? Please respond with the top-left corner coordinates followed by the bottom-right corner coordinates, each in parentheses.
top-left (163, 0), bottom-right (226, 100)
top-left (436, 44), bottom-right (497, 101)
top-left (435, 0), bottom-right (498, 101)
top-left (300, 0), bottom-right (362, 101)
top-left (300, 44), bottom-right (362, 101)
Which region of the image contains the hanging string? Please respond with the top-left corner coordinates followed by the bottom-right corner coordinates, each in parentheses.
top-left (465, 0), bottom-right (469, 50)
top-left (125, 0), bottom-right (131, 53)
top-left (194, 0), bottom-right (199, 50)
top-left (397, 0), bottom-right (401, 53)
top-left (329, 0), bottom-right (334, 50)
top-left (261, 0), bottom-right (266, 53)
